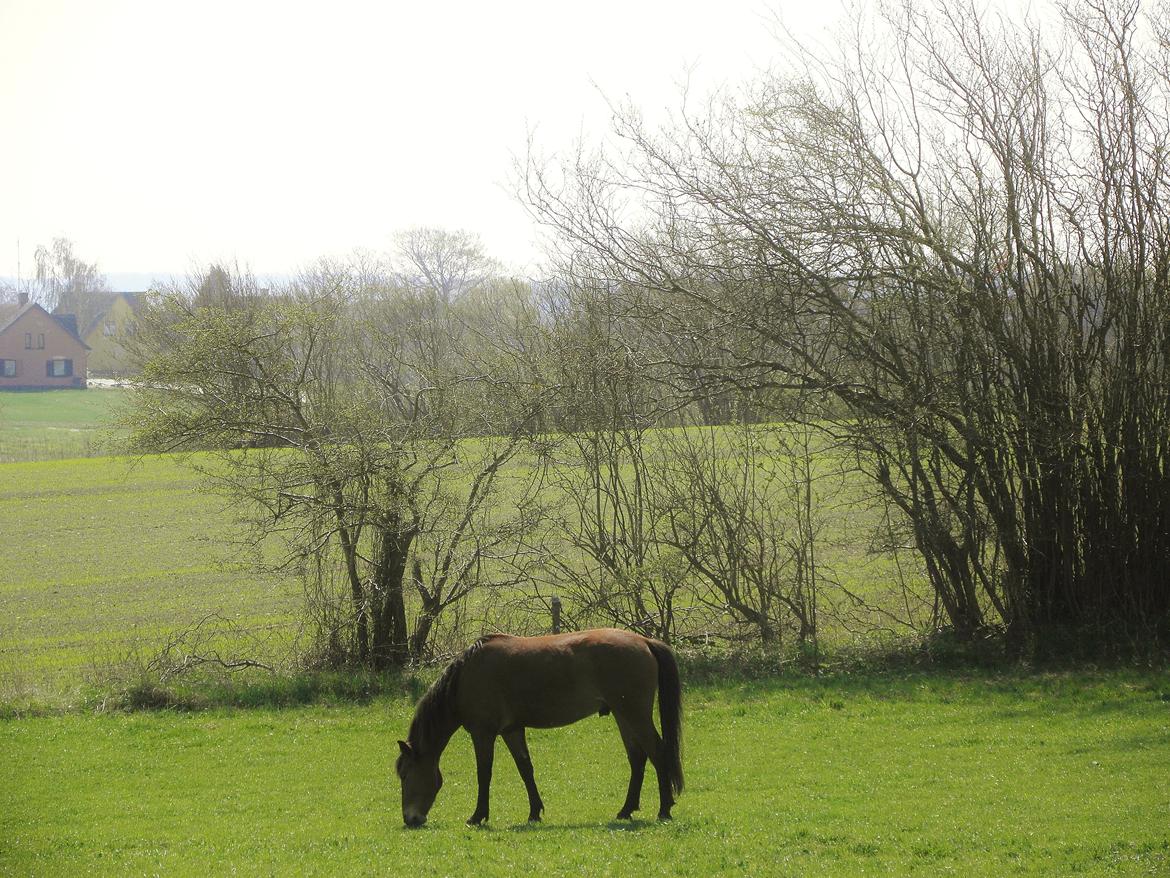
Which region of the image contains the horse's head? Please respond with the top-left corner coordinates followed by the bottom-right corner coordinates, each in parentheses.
top-left (396, 740), bottom-right (443, 827)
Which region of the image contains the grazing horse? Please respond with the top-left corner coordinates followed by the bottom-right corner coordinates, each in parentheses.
top-left (395, 628), bottom-right (683, 827)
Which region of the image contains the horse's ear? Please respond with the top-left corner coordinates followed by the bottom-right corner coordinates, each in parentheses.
top-left (398, 740), bottom-right (412, 756)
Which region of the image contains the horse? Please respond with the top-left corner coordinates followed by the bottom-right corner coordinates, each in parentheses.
top-left (395, 628), bottom-right (683, 827)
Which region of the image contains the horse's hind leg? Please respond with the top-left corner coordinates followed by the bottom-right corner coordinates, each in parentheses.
top-left (650, 739), bottom-right (674, 820)
top-left (503, 728), bottom-right (544, 822)
top-left (617, 711), bottom-right (673, 820)
top-left (614, 718), bottom-right (648, 820)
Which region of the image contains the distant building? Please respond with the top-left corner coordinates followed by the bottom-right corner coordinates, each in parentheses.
top-left (0, 293), bottom-right (89, 389)
top-left (83, 292), bottom-right (144, 377)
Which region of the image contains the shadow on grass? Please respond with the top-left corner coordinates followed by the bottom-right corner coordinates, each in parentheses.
top-left (7, 641), bottom-right (1164, 717)
top-left (395, 818), bottom-right (666, 834)
top-left (505, 818), bottom-right (668, 833)
top-left (85, 669), bottom-right (429, 715)
top-left (687, 661), bottom-right (1170, 708)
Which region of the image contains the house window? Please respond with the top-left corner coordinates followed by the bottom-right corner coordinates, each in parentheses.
top-left (25, 332), bottom-right (32, 349)
top-left (47, 358), bottom-right (73, 378)
top-left (0, 359), bottom-right (16, 377)
top-left (37, 333), bottom-right (45, 349)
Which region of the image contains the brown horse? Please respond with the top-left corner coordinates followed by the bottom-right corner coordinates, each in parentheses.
top-left (395, 628), bottom-right (683, 827)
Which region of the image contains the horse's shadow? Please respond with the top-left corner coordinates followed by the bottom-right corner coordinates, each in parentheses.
top-left (396, 816), bottom-right (672, 834)
top-left (504, 819), bottom-right (661, 833)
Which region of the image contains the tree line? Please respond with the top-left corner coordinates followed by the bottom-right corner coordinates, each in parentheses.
top-left (1, 237), bottom-right (109, 332)
top-left (122, 0), bottom-right (1170, 666)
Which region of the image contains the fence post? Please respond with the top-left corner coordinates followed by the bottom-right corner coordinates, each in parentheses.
top-left (551, 595), bottom-right (562, 634)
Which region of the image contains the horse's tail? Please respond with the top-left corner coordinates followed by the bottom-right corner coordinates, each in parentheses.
top-left (646, 638), bottom-right (684, 796)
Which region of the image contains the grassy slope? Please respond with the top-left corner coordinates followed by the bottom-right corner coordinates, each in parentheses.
top-left (0, 388), bottom-right (128, 462)
top-left (1, 394), bottom-right (1167, 875)
top-left (2, 673), bottom-right (1167, 876)
top-left (0, 428), bottom-right (917, 703)
top-left (0, 454), bottom-right (292, 702)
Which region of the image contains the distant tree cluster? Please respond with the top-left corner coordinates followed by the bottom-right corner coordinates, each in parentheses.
top-left (0, 238), bottom-right (109, 333)
top-left (123, 247), bottom-right (552, 668)
top-left (525, 0), bottom-right (1170, 653)
top-left (122, 1), bottom-right (1170, 667)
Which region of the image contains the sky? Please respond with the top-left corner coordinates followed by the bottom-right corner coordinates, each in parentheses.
top-left (0, 0), bottom-right (850, 286)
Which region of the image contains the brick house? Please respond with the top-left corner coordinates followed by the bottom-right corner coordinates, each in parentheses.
top-left (0, 293), bottom-right (89, 389)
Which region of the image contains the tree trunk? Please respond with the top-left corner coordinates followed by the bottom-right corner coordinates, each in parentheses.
top-left (369, 524), bottom-right (414, 669)
top-left (335, 522), bottom-right (369, 665)
top-left (408, 561), bottom-right (439, 659)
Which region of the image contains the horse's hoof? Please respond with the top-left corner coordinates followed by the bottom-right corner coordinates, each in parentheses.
top-left (657, 811), bottom-right (673, 821)
top-left (616, 810), bottom-right (635, 821)
top-left (467, 814), bottom-right (487, 826)
top-left (528, 814), bottom-right (542, 823)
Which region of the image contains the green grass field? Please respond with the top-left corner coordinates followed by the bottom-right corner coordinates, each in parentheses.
top-left (0, 412), bottom-right (918, 705)
top-left (0, 452), bottom-right (292, 705)
top-left (0, 388), bottom-right (128, 462)
top-left (2, 391), bottom-right (1168, 876)
top-left (2, 672), bottom-right (1167, 876)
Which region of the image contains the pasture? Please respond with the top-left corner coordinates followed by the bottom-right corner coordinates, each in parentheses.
top-left (0, 453), bottom-right (293, 705)
top-left (0, 388), bottom-right (127, 462)
top-left (0, 409), bottom-right (912, 705)
top-left (2, 672), bottom-right (1168, 875)
top-left (1, 391), bottom-right (1168, 876)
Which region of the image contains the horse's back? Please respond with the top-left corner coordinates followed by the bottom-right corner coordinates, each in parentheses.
top-left (457, 629), bottom-right (658, 731)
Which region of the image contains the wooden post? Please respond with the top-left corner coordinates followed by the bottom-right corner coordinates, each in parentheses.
top-left (551, 595), bottom-right (562, 634)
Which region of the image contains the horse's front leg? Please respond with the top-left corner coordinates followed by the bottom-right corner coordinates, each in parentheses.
top-left (467, 730), bottom-right (496, 825)
top-left (503, 728), bottom-right (544, 822)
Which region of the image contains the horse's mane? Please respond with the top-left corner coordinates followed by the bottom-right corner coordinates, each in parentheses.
top-left (407, 635), bottom-right (498, 754)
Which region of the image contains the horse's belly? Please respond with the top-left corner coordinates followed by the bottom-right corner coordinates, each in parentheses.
top-left (499, 678), bottom-right (606, 729)
top-left (519, 700), bottom-right (602, 729)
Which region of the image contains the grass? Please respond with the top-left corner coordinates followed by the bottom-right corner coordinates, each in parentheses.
top-left (2, 671), bottom-right (1168, 875)
top-left (1, 391), bottom-right (1167, 875)
top-left (0, 416), bottom-right (918, 705)
top-left (0, 453), bottom-right (293, 704)
top-left (0, 387), bottom-right (128, 461)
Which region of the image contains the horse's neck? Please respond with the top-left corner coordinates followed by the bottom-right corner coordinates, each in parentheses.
top-left (414, 704), bottom-right (461, 759)
top-left (427, 722), bottom-right (458, 759)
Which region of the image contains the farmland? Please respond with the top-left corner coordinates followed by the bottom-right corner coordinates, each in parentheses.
top-left (2, 391), bottom-right (1168, 876)
top-left (0, 400), bottom-right (916, 705)
top-left (2, 672), bottom-right (1168, 876)
top-left (0, 388), bottom-right (125, 463)
top-left (0, 452), bottom-right (294, 705)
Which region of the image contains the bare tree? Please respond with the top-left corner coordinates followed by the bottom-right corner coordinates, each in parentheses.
top-left (123, 258), bottom-right (550, 668)
top-left (393, 227), bottom-right (501, 305)
top-left (526, 0), bottom-right (1170, 652)
top-left (532, 305), bottom-right (687, 641)
top-left (655, 423), bottom-right (829, 653)
top-left (33, 236), bottom-right (108, 328)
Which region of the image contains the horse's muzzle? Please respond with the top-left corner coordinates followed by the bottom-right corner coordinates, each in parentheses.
top-left (403, 813), bottom-right (426, 828)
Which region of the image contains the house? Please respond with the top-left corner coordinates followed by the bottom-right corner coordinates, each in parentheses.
top-left (83, 292), bottom-right (143, 377)
top-left (0, 293), bottom-right (89, 389)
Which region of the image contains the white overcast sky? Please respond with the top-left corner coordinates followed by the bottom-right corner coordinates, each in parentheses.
top-left (0, 0), bottom-right (851, 281)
